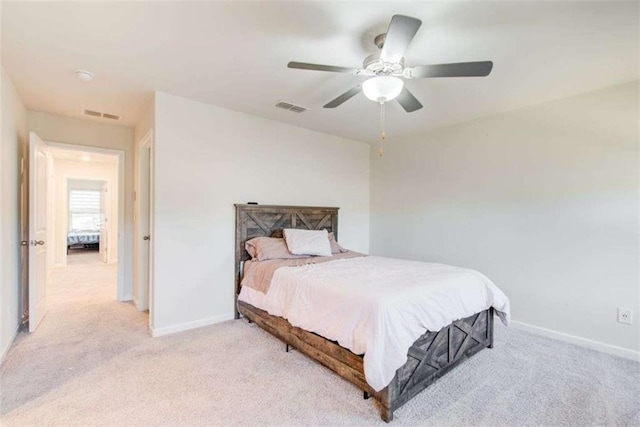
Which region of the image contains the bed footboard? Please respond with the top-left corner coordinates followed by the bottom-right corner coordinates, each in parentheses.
top-left (238, 300), bottom-right (494, 422)
top-left (384, 308), bottom-right (494, 420)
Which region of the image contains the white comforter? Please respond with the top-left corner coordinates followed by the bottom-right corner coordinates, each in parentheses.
top-left (240, 255), bottom-right (510, 391)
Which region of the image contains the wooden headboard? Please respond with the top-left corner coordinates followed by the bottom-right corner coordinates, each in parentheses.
top-left (234, 204), bottom-right (339, 317)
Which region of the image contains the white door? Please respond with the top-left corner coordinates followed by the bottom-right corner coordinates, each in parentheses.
top-left (28, 132), bottom-right (49, 332)
top-left (99, 182), bottom-right (109, 263)
top-left (138, 146), bottom-right (151, 311)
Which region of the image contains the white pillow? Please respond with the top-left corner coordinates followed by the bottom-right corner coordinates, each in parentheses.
top-left (283, 228), bottom-right (332, 257)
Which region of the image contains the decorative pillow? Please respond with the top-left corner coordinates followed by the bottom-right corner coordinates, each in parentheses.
top-left (328, 232), bottom-right (348, 254)
top-left (283, 228), bottom-right (333, 257)
top-left (245, 237), bottom-right (306, 261)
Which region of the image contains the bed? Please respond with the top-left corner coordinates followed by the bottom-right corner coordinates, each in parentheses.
top-left (234, 204), bottom-right (509, 422)
top-left (67, 230), bottom-right (100, 253)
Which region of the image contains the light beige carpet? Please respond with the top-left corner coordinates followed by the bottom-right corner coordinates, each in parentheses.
top-left (1, 257), bottom-right (639, 426)
top-left (66, 249), bottom-right (101, 266)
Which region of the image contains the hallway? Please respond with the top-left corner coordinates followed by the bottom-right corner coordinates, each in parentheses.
top-left (54, 250), bottom-right (116, 305)
top-left (0, 255), bottom-right (148, 419)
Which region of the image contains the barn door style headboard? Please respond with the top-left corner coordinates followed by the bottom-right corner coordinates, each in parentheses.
top-left (234, 204), bottom-right (339, 318)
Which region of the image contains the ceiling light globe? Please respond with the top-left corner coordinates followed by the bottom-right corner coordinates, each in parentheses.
top-left (362, 76), bottom-right (404, 103)
top-left (75, 70), bottom-right (94, 82)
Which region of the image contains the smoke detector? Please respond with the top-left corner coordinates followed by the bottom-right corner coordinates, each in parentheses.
top-left (75, 70), bottom-right (94, 82)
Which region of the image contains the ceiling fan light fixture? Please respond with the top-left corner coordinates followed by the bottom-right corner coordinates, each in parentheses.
top-left (362, 76), bottom-right (404, 103)
top-left (75, 69), bottom-right (94, 82)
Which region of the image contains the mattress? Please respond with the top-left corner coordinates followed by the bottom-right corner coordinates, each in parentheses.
top-left (67, 231), bottom-right (100, 245)
top-left (238, 255), bottom-right (510, 392)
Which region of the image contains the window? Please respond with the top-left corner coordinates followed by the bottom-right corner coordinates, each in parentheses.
top-left (69, 189), bottom-right (101, 231)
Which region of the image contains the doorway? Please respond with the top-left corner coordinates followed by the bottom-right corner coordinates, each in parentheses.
top-left (66, 179), bottom-right (109, 265)
top-left (51, 148), bottom-right (120, 311)
top-left (26, 132), bottom-right (128, 332)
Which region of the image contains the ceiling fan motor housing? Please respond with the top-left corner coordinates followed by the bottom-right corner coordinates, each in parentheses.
top-left (363, 53), bottom-right (404, 76)
top-left (374, 33), bottom-right (387, 49)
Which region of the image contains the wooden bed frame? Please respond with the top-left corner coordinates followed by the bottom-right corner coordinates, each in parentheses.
top-left (234, 204), bottom-right (494, 422)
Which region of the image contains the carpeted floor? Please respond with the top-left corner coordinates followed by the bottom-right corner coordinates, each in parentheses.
top-left (66, 248), bottom-right (101, 265)
top-left (1, 258), bottom-right (639, 426)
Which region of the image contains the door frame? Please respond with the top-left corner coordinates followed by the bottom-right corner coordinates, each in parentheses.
top-left (134, 129), bottom-right (154, 319)
top-left (47, 141), bottom-right (128, 301)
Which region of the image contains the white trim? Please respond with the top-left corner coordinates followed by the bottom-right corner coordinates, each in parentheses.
top-left (150, 313), bottom-right (234, 337)
top-left (45, 141), bottom-right (128, 302)
top-left (0, 324), bottom-right (20, 365)
top-left (134, 129), bottom-right (153, 320)
top-left (510, 320), bottom-right (640, 362)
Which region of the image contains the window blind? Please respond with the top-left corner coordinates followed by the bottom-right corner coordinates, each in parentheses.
top-left (69, 190), bottom-right (101, 231)
top-left (69, 190), bottom-right (101, 213)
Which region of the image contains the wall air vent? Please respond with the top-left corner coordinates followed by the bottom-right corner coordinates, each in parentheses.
top-left (82, 109), bottom-right (121, 121)
top-left (275, 101), bottom-right (307, 113)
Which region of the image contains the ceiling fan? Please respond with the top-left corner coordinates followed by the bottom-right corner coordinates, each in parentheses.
top-left (287, 14), bottom-right (493, 113)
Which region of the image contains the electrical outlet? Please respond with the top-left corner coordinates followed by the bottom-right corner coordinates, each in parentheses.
top-left (618, 308), bottom-right (633, 325)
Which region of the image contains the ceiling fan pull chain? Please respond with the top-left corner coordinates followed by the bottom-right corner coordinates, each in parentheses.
top-left (379, 101), bottom-right (386, 157)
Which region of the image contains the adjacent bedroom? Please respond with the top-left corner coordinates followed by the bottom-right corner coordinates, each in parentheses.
top-left (0, 1), bottom-right (638, 426)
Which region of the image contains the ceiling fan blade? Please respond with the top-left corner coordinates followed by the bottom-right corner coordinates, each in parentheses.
top-left (396, 87), bottom-right (423, 113)
top-left (288, 61), bottom-right (358, 74)
top-left (380, 15), bottom-right (422, 64)
top-left (323, 85), bottom-right (362, 108)
top-left (407, 61), bottom-right (493, 78)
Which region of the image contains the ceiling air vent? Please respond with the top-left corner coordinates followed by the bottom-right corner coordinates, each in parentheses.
top-left (83, 109), bottom-right (102, 118)
top-left (82, 109), bottom-right (121, 121)
top-left (102, 113), bottom-right (121, 121)
top-left (275, 101), bottom-right (307, 113)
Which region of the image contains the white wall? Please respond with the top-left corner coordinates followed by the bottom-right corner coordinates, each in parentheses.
top-left (52, 159), bottom-right (119, 265)
top-left (27, 111), bottom-right (134, 298)
top-left (370, 81), bottom-right (640, 357)
top-left (151, 91), bottom-right (370, 335)
top-left (1, 67), bottom-right (27, 361)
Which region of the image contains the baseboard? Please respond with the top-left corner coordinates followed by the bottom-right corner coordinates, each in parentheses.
top-left (150, 313), bottom-right (235, 337)
top-left (0, 323), bottom-right (21, 366)
top-left (120, 293), bottom-right (133, 302)
top-left (133, 295), bottom-right (139, 310)
top-left (510, 320), bottom-right (639, 362)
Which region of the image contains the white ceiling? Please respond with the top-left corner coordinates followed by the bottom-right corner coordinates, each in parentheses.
top-left (2, 1), bottom-right (638, 143)
top-left (49, 146), bottom-right (118, 164)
